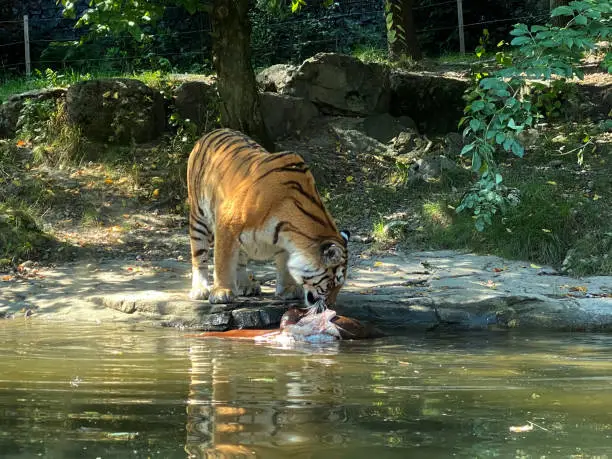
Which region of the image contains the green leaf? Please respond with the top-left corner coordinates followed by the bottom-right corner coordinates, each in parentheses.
top-left (469, 118), bottom-right (483, 132)
top-left (495, 132), bottom-right (506, 144)
top-left (511, 141), bottom-right (525, 157)
top-left (511, 36), bottom-right (531, 46)
top-left (471, 100), bottom-right (486, 111)
top-left (460, 143), bottom-right (475, 156)
top-left (475, 218), bottom-right (485, 232)
top-left (551, 5), bottom-right (574, 16)
top-left (503, 138), bottom-right (513, 151)
top-left (495, 173), bottom-right (503, 184)
top-left (510, 23), bottom-right (529, 36)
top-left (386, 12), bottom-right (393, 27)
top-left (472, 152), bottom-right (482, 172)
top-left (531, 25), bottom-right (548, 32)
top-left (574, 15), bottom-right (588, 25)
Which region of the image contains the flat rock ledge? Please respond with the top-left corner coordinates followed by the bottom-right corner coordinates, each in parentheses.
top-left (1, 251), bottom-right (611, 332)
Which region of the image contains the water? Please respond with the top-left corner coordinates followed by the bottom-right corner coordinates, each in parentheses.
top-left (1, 321), bottom-right (612, 459)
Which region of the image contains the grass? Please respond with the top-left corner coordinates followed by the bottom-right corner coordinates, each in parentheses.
top-left (397, 146), bottom-right (611, 275)
top-left (1, 66), bottom-right (610, 276)
top-left (0, 201), bottom-right (55, 263)
top-left (0, 68), bottom-right (198, 103)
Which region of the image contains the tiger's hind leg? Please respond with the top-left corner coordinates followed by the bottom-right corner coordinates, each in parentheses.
top-left (274, 251), bottom-right (303, 301)
top-left (236, 250), bottom-right (261, 297)
top-left (188, 203), bottom-right (214, 301)
top-left (209, 223), bottom-right (239, 304)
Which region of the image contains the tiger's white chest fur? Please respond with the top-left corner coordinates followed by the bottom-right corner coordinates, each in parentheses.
top-left (238, 220), bottom-right (281, 261)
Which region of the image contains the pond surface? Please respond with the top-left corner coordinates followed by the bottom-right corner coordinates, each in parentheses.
top-left (1, 321), bottom-right (612, 459)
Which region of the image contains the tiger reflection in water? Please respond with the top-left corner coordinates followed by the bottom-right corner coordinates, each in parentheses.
top-left (184, 342), bottom-right (350, 458)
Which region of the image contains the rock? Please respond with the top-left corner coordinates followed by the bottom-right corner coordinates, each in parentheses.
top-left (382, 220), bottom-right (410, 239)
top-left (389, 69), bottom-right (468, 134)
top-left (284, 53), bottom-right (390, 116)
top-left (256, 64), bottom-right (297, 93)
top-left (362, 112), bottom-right (417, 143)
top-left (391, 129), bottom-right (424, 157)
top-left (327, 117), bottom-right (391, 155)
top-left (0, 88), bottom-right (66, 139)
top-left (66, 78), bottom-right (165, 143)
top-left (408, 155), bottom-right (461, 183)
top-left (231, 305), bottom-right (286, 329)
top-left (517, 128), bottom-right (540, 149)
top-left (173, 81), bottom-right (219, 134)
top-left (444, 132), bottom-right (464, 159)
top-left (259, 92), bottom-right (319, 141)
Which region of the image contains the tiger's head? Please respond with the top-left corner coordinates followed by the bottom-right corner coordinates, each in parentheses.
top-left (287, 230), bottom-right (350, 311)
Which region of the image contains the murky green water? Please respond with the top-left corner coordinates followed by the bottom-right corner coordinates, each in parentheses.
top-left (1, 321), bottom-right (612, 459)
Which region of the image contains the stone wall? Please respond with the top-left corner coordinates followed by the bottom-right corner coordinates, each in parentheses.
top-left (0, 0), bottom-right (87, 73)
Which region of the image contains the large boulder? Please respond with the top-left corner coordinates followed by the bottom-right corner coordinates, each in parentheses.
top-left (173, 81), bottom-right (219, 134)
top-left (362, 112), bottom-right (418, 143)
top-left (389, 69), bottom-right (469, 134)
top-left (283, 53), bottom-right (390, 116)
top-left (259, 92), bottom-right (319, 141)
top-left (256, 64), bottom-right (297, 93)
top-left (0, 88), bottom-right (66, 139)
top-left (66, 79), bottom-right (165, 143)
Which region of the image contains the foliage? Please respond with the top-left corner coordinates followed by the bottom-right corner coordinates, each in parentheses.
top-left (250, 4), bottom-right (385, 67)
top-left (0, 202), bottom-right (52, 263)
top-left (458, 0), bottom-right (611, 231)
top-left (0, 142), bottom-right (54, 263)
top-left (15, 98), bottom-right (84, 166)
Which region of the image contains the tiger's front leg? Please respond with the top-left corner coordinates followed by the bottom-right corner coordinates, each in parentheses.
top-left (236, 251), bottom-right (261, 297)
top-left (209, 224), bottom-right (239, 304)
top-left (274, 251), bottom-right (303, 301)
top-left (188, 208), bottom-right (214, 301)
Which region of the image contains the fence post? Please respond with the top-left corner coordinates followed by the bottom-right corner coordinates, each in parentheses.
top-left (456, 0), bottom-right (465, 55)
top-left (23, 14), bottom-right (31, 77)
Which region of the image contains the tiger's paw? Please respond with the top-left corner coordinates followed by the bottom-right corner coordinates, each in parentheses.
top-left (238, 280), bottom-right (261, 297)
top-left (209, 287), bottom-right (235, 304)
top-left (189, 287), bottom-right (210, 301)
top-left (237, 272), bottom-right (261, 297)
top-left (276, 284), bottom-right (303, 301)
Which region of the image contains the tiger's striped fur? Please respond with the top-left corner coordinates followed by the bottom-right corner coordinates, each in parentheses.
top-left (187, 128), bottom-right (349, 308)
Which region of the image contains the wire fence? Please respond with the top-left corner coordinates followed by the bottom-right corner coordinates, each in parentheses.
top-left (1, 2), bottom-right (550, 76)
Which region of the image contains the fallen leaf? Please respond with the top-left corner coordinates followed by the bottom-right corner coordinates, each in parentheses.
top-left (546, 181), bottom-right (557, 185)
top-left (152, 188), bottom-right (160, 198)
top-left (373, 261), bottom-right (384, 268)
top-left (1, 275), bottom-right (12, 282)
top-left (509, 424), bottom-right (534, 433)
top-left (541, 229), bottom-right (552, 233)
top-left (104, 178), bottom-right (114, 185)
top-left (492, 267), bottom-right (504, 273)
top-left (569, 285), bottom-right (587, 293)
top-left (530, 263), bottom-right (542, 269)
top-left (593, 194), bottom-right (601, 201)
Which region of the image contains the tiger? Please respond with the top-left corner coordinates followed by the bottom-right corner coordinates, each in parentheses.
top-left (187, 128), bottom-right (350, 310)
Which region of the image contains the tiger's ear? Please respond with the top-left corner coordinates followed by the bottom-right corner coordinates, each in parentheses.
top-left (340, 230), bottom-right (350, 245)
top-left (321, 242), bottom-right (343, 267)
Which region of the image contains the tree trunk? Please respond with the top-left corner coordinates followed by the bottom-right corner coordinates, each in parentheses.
top-left (211, 0), bottom-right (273, 150)
top-left (386, 0), bottom-right (422, 61)
top-left (550, 0), bottom-right (571, 27)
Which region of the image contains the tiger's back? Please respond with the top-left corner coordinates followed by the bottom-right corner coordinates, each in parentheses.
top-left (187, 128), bottom-right (349, 308)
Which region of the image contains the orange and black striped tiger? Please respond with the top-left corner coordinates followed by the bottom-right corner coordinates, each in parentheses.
top-left (187, 128), bottom-right (350, 309)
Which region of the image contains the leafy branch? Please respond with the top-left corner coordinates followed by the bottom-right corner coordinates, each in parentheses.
top-left (458, 0), bottom-right (611, 232)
